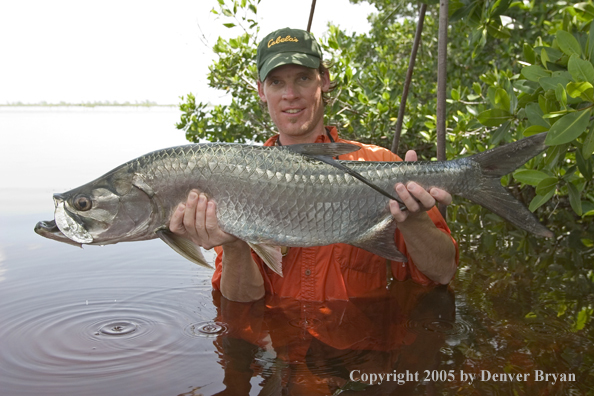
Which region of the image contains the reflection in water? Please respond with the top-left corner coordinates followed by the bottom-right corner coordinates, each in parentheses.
top-left (199, 282), bottom-right (456, 395)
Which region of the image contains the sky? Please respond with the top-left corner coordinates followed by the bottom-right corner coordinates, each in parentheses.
top-left (0, 0), bottom-right (376, 105)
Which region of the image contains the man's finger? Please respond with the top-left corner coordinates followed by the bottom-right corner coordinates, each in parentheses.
top-left (430, 188), bottom-right (453, 206)
top-left (404, 150), bottom-right (417, 162)
top-left (183, 191), bottom-right (199, 239)
top-left (407, 182), bottom-right (436, 209)
top-left (396, 183), bottom-right (421, 213)
top-left (194, 193), bottom-right (209, 241)
top-left (169, 203), bottom-right (187, 234)
top-left (390, 199), bottom-right (408, 223)
top-left (204, 201), bottom-right (218, 232)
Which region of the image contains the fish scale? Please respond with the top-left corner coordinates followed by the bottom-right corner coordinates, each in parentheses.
top-left (36, 134), bottom-right (553, 276)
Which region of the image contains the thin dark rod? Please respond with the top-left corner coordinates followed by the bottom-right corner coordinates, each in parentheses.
top-left (307, 0), bottom-right (317, 32)
top-left (436, 0), bottom-right (449, 217)
top-left (391, 3), bottom-right (427, 154)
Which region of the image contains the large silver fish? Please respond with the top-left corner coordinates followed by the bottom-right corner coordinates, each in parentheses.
top-left (35, 133), bottom-right (553, 275)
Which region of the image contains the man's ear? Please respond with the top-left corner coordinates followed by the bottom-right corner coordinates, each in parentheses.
top-left (257, 80), bottom-right (267, 102)
top-left (320, 69), bottom-right (331, 93)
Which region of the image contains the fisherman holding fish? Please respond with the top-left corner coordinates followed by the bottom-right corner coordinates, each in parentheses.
top-left (170, 28), bottom-right (458, 302)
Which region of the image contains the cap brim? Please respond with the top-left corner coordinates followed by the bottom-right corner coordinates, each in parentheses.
top-left (259, 52), bottom-right (320, 81)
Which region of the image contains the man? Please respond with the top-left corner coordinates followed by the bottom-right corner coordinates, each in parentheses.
top-left (170, 28), bottom-right (458, 302)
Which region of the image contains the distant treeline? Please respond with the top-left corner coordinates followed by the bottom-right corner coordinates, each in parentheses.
top-left (1, 100), bottom-right (176, 107)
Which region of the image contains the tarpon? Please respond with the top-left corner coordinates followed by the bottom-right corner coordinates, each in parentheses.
top-left (35, 133), bottom-right (553, 275)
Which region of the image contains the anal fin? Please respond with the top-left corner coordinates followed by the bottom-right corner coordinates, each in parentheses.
top-left (247, 242), bottom-right (284, 277)
top-left (350, 215), bottom-right (408, 262)
top-left (157, 229), bottom-right (213, 269)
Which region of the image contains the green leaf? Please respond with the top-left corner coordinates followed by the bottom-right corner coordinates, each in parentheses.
top-left (536, 177), bottom-right (558, 195)
top-left (590, 16), bottom-right (594, 61)
top-left (357, 92), bottom-right (368, 104)
top-left (555, 83), bottom-right (567, 107)
top-left (486, 22), bottom-right (511, 39)
top-left (473, 82), bottom-right (482, 95)
top-left (513, 169), bottom-right (551, 186)
top-left (491, 120), bottom-right (511, 145)
top-left (541, 47), bottom-right (550, 67)
top-left (523, 125), bottom-right (549, 136)
top-left (575, 306), bottom-right (593, 331)
top-left (544, 144), bottom-right (569, 169)
top-left (494, 88), bottom-right (511, 111)
top-left (477, 108), bottom-right (513, 126)
top-left (529, 189), bottom-right (555, 212)
top-left (514, 79), bottom-right (539, 94)
top-left (545, 109), bottom-right (592, 145)
top-left (521, 65), bottom-right (551, 82)
top-left (568, 182), bottom-right (583, 216)
top-left (248, 4), bottom-right (257, 13)
top-left (576, 148), bottom-right (593, 180)
top-left (223, 23), bottom-right (236, 28)
top-left (450, 1), bottom-right (477, 23)
top-left (451, 88), bottom-right (460, 101)
top-left (537, 46), bottom-right (564, 63)
top-left (556, 30), bottom-right (582, 57)
top-left (523, 43), bottom-right (536, 65)
top-left (583, 122), bottom-right (594, 158)
top-left (539, 75), bottom-right (572, 91)
top-left (566, 81), bottom-right (594, 100)
top-left (525, 103), bottom-right (550, 128)
top-left (328, 37), bottom-right (339, 50)
top-left (568, 54), bottom-right (594, 85)
top-left (491, 0), bottom-right (512, 17)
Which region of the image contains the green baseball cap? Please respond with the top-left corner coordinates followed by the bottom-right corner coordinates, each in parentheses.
top-left (256, 28), bottom-right (323, 81)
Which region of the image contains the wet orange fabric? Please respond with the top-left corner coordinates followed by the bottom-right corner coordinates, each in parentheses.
top-left (211, 127), bottom-right (458, 301)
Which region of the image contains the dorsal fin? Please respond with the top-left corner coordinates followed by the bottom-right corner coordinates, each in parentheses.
top-left (285, 143), bottom-right (406, 209)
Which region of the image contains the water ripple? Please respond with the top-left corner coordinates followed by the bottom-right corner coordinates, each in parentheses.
top-left (0, 284), bottom-right (221, 395)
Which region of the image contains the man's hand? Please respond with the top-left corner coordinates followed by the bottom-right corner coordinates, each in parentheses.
top-left (169, 189), bottom-right (238, 249)
top-left (389, 150), bottom-right (453, 223)
top-left (170, 190), bottom-right (264, 301)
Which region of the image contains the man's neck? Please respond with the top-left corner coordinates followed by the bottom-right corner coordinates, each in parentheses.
top-left (277, 126), bottom-right (327, 145)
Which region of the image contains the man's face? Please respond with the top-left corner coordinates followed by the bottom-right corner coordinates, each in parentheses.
top-left (257, 64), bottom-right (330, 143)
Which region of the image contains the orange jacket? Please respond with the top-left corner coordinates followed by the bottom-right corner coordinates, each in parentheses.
top-left (212, 127), bottom-right (458, 301)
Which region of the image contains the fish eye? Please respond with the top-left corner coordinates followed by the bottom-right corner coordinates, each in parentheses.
top-left (72, 195), bottom-right (92, 211)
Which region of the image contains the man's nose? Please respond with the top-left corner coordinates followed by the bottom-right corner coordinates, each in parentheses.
top-left (282, 83), bottom-right (299, 100)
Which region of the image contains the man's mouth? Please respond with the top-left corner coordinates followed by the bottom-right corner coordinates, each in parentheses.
top-left (283, 108), bottom-right (303, 114)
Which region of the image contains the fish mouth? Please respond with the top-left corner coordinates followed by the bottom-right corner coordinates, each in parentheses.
top-left (54, 199), bottom-right (93, 244)
top-left (34, 219), bottom-right (83, 247)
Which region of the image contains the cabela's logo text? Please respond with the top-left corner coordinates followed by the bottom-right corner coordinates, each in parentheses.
top-left (268, 35), bottom-right (299, 48)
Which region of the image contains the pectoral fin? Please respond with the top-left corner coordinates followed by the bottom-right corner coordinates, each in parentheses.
top-left (247, 242), bottom-right (284, 277)
top-left (157, 229), bottom-right (213, 269)
top-left (350, 215), bottom-right (408, 262)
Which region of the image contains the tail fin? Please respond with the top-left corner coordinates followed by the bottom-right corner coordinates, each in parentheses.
top-left (461, 133), bottom-right (554, 238)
